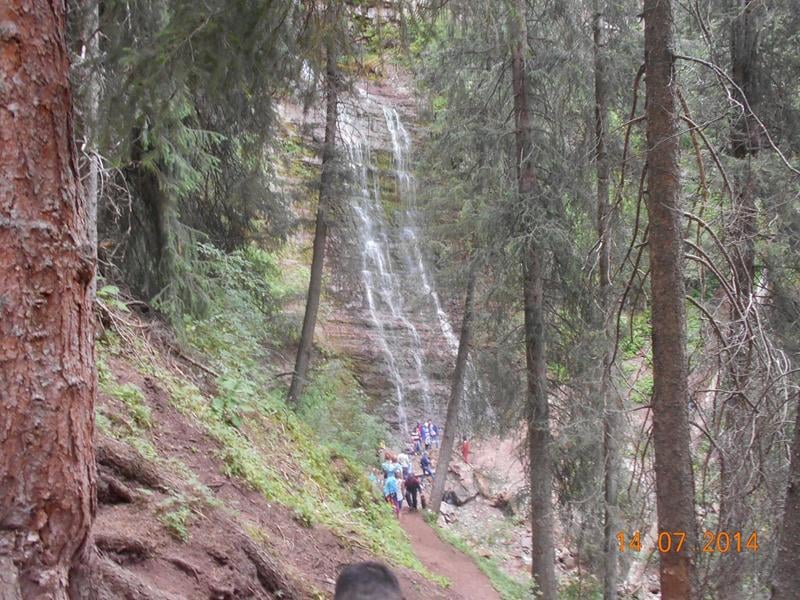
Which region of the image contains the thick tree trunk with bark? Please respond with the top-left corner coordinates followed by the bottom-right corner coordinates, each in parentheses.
top-left (771, 392), bottom-right (800, 599)
top-left (643, 0), bottom-right (698, 597)
top-left (511, 0), bottom-right (556, 596)
top-left (593, 4), bottom-right (621, 599)
top-left (0, 1), bottom-right (97, 597)
top-left (287, 35), bottom-right (338, 406)
top-left (430, 266), bottom-right (478, 515)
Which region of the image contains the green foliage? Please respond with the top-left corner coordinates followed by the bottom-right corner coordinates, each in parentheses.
top-left (94, 0), bottom-right (310, 305)
top-left (298, 361), bottom-right (389, 466)
top-left (97, 283), bottom-right (130, 312)
top-left (173, 241), bottom-right (300, 353)
top-left (558, 578), bottom-right (602, 600)
top-left (157, 498), bottom-right (193, 542)
top-left (98, 359), bottom-right (152, 430)
top-left (619, 309), bottom-right (651, 360)
top-left (211, 374), bottom-right (258, 428)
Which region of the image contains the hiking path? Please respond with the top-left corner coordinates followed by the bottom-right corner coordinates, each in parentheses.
top-left (400, 511), bottom-right (500, 600)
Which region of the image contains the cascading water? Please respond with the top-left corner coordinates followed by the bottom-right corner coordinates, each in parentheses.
top-left (338, 98), bottom-right (441, 433)
top-left (382, 107), bottom-right (461, 356)
top-left (334, 93), bottom-right (490, 435)
top-left (383, 107), bottom-right (493, 429)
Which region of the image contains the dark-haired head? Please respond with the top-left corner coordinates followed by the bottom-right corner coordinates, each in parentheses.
top-left (334, 561), bottom-right (403, 599)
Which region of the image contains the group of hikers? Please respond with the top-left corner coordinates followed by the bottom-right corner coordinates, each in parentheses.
top-left (375, 420), bottom-right (440, 518)
top-left (373, 420), bottom-right (473, 519)
top-left (410, 419), bottom-right (440, 453)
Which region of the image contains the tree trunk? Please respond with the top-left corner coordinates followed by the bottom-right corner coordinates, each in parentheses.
top-left (593, 4), bottom-right (621, 599)
top-left (430, 265), bottom-right (478, 515)
top-left (287, 31), bottom-right (338, 406)
top-left (717, 3), bottom-right (760, 595)
top-left (72, 0), bottom-right (101, 295)
top-left (128, 128), bottom-right (174, 301)
top-left (0, 1), bottom-right (97, 597)
top-left (643, 0), bottom-right (698, 597)
top-left (771, 392), bottom-right (800, 600)
top-left (510, 0), bottom-right (556, 597)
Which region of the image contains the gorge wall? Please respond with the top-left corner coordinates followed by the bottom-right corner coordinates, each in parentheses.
top-left (281, 67), bottom-right (461, 436)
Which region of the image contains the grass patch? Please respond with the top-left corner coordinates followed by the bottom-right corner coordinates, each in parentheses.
top-left (96, 351), bottom-right (159, 461)
top-left (157, 499), bottom-right (193, 542)
top-left (98, 359), bottom-right (152, 429)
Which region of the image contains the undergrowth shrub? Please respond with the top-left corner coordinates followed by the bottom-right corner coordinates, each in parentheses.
top-left (167, 242), bottom-right (303, 354)
top-left (298, 361), bottom-right (389, 466)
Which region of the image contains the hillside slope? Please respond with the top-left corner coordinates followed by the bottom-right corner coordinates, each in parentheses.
top-left (90, 301), bottom-right (449, 599)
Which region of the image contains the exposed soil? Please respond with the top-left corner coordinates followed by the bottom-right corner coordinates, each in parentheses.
top-left (89, 339), bottom-right (451, 599)
top-left (400, 512), bottom-right (499, 600)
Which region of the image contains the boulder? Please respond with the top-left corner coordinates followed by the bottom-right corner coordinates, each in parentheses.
top-left (473, 471), bottom-right (493, 498)
top-left (442, 487), bottom-right (477, 507)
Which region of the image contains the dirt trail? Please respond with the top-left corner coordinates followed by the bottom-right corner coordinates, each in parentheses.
top-left (400, 511), bottom-right (500, 600)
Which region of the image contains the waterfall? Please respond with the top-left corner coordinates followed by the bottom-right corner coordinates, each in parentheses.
top-left (382, 107), bottom-right (461, 355)
top-left (339, 98), bottom-right (442, 433)
top-left (383, 106), bottom-right (496, 431)
top-left (334, 94), bottom-right (490, 435)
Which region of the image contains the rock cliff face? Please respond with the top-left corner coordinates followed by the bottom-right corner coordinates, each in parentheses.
top-left (281, 66), bottom-right (459, 435)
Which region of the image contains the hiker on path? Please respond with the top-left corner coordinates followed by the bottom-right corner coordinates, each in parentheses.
top-left (424, 421), bottom-right (434, 450)
top-left (394, 469), bottom-right (405, 515)
top-left (461, 436), bottom-right (470, 464)
top-left (397, 451), bottom-right (411, 478)
top-left (412, 424), bottom-right (421, 454)
top-left (421, 421), bottom-right (430, 450)
top-left (381, 453), bottom-right (396, 481)
top-left (383, 470), bottom-right (400, 517)
top-left (404, 471), bottom-right (422, 511)
top-left (430, 422), bottom-right (439, 448)
top-left (420, 451), bottom-right (433, 478)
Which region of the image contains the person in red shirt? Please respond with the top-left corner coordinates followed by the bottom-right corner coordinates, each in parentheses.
top-left (461, 436), bottom-right (470, 463)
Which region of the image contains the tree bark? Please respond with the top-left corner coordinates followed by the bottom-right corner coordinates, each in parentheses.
top-left (0, 1), bottom-right (97, 597)
top-left (593, 4), bottom-right (621, 599)
top-left (510, 0), bottom-right (556, 597)
top-left (287, 26), bottom-right (338, 406)
top-left (643, 0), bottom-right (698, 597)
top-left (771, 392), bottom-right (800, 600)
top-left (430, 265), bottom-right (478, 514)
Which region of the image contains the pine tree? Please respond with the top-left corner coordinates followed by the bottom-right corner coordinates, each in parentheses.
top-left (510, 0), bottom-right (557, 596)
top-left (0, 1), bottom-right (96, 595)
top-left (288, 4), bottom-right (341, 405)
top-left (430, 264), bottom-right (478, 514)
top-left (643, 0), bottom-right (698, 595)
